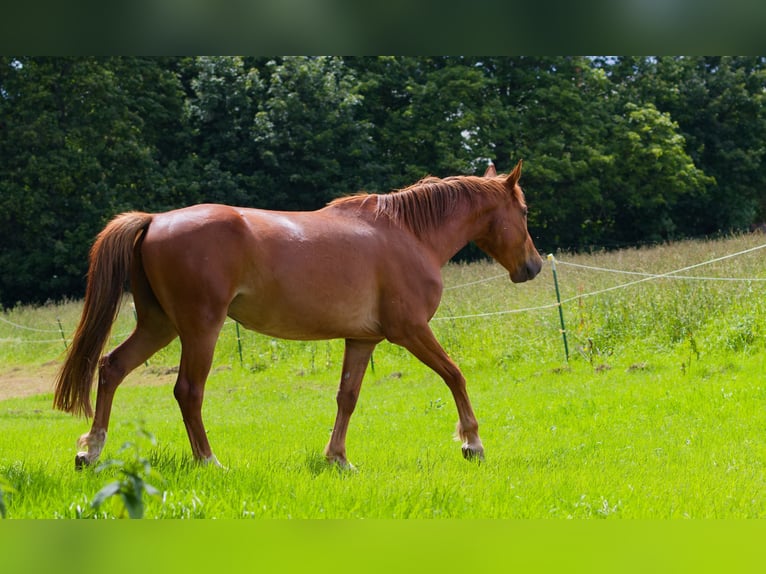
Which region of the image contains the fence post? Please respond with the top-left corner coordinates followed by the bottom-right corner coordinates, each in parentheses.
top-left (235, 321), bottom-right (244, 366)
top-left (547, 254), bottom-right (570, 362)
top-left (56, 318), bottom-right (68, 350)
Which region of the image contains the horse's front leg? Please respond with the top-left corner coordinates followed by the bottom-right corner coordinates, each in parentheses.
top-left (324, 339), bottom-right (378, 469)
top-left (394, 324), bottom-right (485, 461)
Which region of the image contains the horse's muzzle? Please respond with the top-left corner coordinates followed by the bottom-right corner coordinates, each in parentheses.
top-left (510, 254), bottom-right (543, 283)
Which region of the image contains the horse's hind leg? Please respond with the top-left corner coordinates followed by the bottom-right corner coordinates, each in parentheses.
top-left (325, 339), bottom-right (377, 468)
top-left (76, 305), bottom-right (176, 469)
top-left (324, 339), bottom-right (378, 469)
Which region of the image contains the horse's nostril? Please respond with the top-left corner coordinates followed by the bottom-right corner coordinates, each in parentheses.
top-left (529, 259), bottom-right (542, 278)
top-left (522, 256), bottom-right (541, 281)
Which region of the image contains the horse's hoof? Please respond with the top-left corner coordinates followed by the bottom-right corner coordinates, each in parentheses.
top-left (200, 454), bottom-right (227, 470)
top-left (461, 445), bottom-right (485, 463)
top-left (75, 453), bottom-right (91, 471)
top-left (326, 455), bottom-right (356, 472)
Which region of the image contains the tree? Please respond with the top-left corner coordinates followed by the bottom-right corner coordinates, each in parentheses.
top-left (251, 57), bottom-right (373, 209)
top-left (607, 102), bottom-right (713, 243)
top-left (483, 57), bottom-right (615, 252)
top-left (183, 56), bottom-right (260, 206)
top-left (603, 56), bottom-right (766, 234)
top-left (0, 57), bottom-right (186, 306)
top-left (348, 56), bottom-right (501, 191)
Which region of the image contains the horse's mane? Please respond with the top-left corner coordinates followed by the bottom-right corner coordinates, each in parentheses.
top-left (329, 175), bottom-right (515, 236)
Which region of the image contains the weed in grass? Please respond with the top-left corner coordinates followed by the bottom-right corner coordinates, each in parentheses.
top-left (87, 421), bottom-right (164, 519)
top-left (0, 476), bottom-right (13, 518)
top-left (424, 397), bottom-right (445, 414)
top-left (158, 490), bottom-right (206, 519)
top-left (303, 450), bottom-right (331, 476)
top-left (720, 314), bottom-right (761, 353)
top-left (576, 337), bottom-right (613, 370)
top-left (680, 331), bottom-right (700, 376)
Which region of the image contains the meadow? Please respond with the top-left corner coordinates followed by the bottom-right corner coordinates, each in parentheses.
top-left (1, 233), bottom-right (766, 519)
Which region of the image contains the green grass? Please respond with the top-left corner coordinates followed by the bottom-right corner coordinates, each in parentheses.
top-left (1, 233), bottom-right (766, 518)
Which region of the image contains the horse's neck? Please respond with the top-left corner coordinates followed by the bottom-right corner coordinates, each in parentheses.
top-left (417, 203), bottom-right (491, 266)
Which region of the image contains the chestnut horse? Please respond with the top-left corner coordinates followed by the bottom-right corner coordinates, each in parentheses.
top-left (54, 160), bottom-right (542, 469)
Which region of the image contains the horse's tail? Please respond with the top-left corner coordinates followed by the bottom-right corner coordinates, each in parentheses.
top-left (54, 212), bottom-right (154, 418)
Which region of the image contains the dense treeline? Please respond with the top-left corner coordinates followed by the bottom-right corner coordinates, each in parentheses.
top-left (1, 56), bottom-right (765, 307)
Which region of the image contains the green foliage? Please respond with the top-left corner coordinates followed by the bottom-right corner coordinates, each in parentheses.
top-left (605, 56), bottom-right (766, 235)
top-left (492, 57), bottom-right (617, 251)
top-left (0, 57), bottom-right (186, 305)
top-left (607, 102), bottom-right (713, 243)
top-left (0, 476), bottom-right (14, 518)
top-left (87, 422), bottom-right (164, 519)
top-left (251, 57), bottom-right (373, 209)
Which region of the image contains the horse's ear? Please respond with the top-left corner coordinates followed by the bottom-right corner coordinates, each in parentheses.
top-left (483, 162), bottom-right (497, 177)
top-left (506, 159), bottom-right (523, 187)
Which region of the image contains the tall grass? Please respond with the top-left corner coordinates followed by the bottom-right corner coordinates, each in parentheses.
top-left (1, 233), bottom-right (766, 518)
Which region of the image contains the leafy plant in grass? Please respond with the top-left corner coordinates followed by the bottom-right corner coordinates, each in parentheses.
top-left (0, 476), bottom-right (15, 518)
top-left (88, 422), bottom-right (164, 519)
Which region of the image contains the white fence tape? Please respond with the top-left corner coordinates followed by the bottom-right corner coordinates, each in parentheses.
top-left (434, 241), bottom-right (766, 321)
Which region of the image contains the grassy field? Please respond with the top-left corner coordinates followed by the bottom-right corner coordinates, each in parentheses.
top-left (1, 233), bottom-right (766, 518)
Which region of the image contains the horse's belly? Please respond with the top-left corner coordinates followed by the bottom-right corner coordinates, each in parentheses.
top-left (227, 290), bottom-right (382, 341)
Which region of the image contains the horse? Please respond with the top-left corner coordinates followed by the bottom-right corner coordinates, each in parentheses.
top-left (54, 160), bottom-right (543, 469)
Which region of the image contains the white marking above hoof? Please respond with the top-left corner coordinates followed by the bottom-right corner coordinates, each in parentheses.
top-left (202, 454), bottom-right (226, 469)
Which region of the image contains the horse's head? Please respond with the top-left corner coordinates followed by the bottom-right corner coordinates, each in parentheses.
top-left (474, 160), bottom-right (543, 283)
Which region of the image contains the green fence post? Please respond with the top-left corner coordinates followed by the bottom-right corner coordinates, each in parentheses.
top-left (56, 318), bottom-right (68, 350)
top-left (235, 321), bottom-right (244, 367)
top-left (548, 254), bottom-right (570, 362)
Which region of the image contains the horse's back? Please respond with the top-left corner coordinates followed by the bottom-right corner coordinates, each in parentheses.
top-left (138, 203), bottom-right (434, 341)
